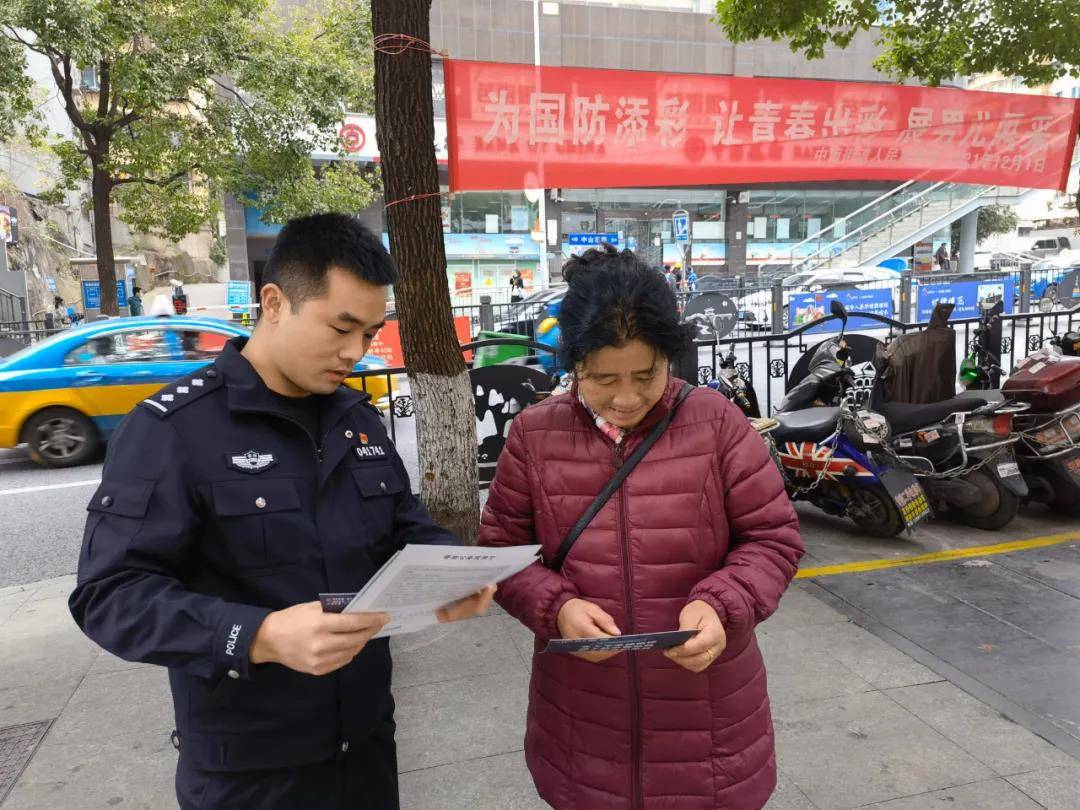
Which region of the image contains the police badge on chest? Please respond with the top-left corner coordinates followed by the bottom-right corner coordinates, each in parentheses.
top-left (228, 449), bottom-right (277, 474)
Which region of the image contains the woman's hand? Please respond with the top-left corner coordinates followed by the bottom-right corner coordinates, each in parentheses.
top-left (556, 598), bottom-right (622, 663)
top-left (664, 600), bottom-right (727, 674)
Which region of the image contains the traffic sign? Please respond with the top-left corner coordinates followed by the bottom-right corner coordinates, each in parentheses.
top-left (673, 210), bottom-right (690, 244)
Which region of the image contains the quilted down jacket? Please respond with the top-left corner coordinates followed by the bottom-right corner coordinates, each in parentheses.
top-left (479, 377), bottom-right (803, 809)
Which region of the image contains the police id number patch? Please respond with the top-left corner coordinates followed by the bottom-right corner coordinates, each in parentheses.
top-left (229, 450), bottom-right (277, 474)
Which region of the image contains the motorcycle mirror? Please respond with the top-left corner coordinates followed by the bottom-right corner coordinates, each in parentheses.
top-left (1039, 297), bottom-right (1054, 314)
top-left (829, 299), bottom-right (848, 323)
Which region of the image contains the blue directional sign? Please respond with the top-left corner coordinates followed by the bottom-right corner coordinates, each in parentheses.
top-left (672, 210), bottom-right (690, 244)
top-left (568, 232), bottom-right (619, 247)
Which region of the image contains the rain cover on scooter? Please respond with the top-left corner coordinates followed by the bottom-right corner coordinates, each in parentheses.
top-left (780, 339), bottom-right (848, 411)
top-left (873, 302), bottom-right (956, 404)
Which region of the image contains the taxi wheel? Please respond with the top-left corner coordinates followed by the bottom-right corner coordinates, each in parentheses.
top-left (22, 407), bottom-right (100, 468)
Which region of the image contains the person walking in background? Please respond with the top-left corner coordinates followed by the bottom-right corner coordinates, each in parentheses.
top-left (128, 285), bottom-right (144, 316)
top-left (480, 245), bottom-right (804, 809)
top-left (510, 269), bottom-right (525, 302)
top-left (936, 243), bottom-right (950, 272)
top-left (686, 267), bottom-right (699, 292)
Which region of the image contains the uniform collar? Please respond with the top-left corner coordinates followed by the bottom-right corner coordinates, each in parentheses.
top-left (215, 337), bottom-right (367, 425)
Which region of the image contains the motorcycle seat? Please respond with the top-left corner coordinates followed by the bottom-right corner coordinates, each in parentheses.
top-left (771, 407), bottom-right (840, 444)
top-left (875, 397), bottom-right (986, 436)
top-left (956, 389), bottom-right (1004, 402)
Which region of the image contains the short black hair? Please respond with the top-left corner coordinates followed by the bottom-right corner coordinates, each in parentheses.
top-left (262, 213), bottom-right (397, 309)
top-left (558, 244), bottom-right (693, 371)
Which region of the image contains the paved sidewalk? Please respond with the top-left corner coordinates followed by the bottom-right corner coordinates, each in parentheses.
top-left (1, 576), bottom-right (1078, 809)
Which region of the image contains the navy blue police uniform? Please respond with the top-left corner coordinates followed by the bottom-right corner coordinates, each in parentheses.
top-left (69, 337), bottom-right (459, 809)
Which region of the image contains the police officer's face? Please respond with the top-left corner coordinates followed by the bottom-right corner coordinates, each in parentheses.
top-left (263, 267), bottom-right (388, 395)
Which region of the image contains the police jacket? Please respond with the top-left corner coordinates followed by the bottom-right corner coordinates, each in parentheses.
top-left (69, 337), bottom-right (459, 771)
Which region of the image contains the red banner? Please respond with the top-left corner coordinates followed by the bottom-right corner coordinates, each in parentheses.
top-left (445, 60), bottom-right (1080, 192)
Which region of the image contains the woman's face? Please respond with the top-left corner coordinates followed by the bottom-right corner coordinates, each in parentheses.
top-left (577, 339), bottom-right (669, 430)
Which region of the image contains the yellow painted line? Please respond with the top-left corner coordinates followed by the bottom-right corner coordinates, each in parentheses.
top-left (796, 531), bottom-right (1080, 580)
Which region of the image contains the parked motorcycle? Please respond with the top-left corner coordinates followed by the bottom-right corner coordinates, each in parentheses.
top-left (872, 301), bottom-right (1028, 531)
top-left (768, 301), bottom-right (932, 538)
top-left (962, 303), bottom-right (1080, 516)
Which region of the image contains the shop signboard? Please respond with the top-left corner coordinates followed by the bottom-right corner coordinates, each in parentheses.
top-left (445, 60), bottom-right (1080, 192)
top-left (916, 277), bottom-right (1016, 321)
top-left (789, 288), bottom-right (895, 334)
top-left (367, 317), bottom-right (473, 366)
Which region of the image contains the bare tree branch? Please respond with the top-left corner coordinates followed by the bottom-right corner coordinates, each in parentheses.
top-left (211, 77), bottom-right (254, 112)
top-left (112, 166), bottom-right (197, 187)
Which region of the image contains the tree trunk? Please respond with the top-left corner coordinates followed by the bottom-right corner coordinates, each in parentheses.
top-left (372, 0), bottom-right (480, 544)
top-left (91, 163), bottom-right (119, 316)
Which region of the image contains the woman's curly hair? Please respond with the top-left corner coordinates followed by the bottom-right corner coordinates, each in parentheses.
top-left (558, 244), bottom-right (694, 371)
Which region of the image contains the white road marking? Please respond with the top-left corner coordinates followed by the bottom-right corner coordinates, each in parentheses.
top-left (0, 479), bottom-right (101, 497)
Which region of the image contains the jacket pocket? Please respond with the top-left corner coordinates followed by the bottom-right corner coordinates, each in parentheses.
top-left (210, 478), bottom-right (308, 572)
top-left (351, 464), bottom-right (406, 498)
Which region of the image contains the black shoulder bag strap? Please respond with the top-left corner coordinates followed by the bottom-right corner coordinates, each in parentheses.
top-left (546, 383), bottom-right (695, 572)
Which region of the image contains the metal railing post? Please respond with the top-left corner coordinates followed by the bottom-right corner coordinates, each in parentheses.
top-left (900, 270), bottom-right (913, 322)
top-left (771, 282), bottom-right (784, 334)
top-left (1020, 266), bottom-right (1032, 312)
top-left (479, 296), bottom-right (494, 332)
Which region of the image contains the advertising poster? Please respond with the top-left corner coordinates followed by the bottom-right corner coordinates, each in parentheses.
top-left (916, 277), bottom-right (1016, 321)
top-left (789, 288), bottom-right (895, 334)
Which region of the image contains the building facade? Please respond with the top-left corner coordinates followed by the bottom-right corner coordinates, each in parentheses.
top-left (242, 0), bottom-right (953, 299)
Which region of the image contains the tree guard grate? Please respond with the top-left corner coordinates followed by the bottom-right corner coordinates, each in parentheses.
top-left (0, 720), bottom-right (51, 803)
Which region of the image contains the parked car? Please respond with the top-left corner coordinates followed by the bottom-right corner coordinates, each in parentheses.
top-left (0, 315), bottom-right (392, 467)
top-left (737, 266), bottom-right (900, 330)
top-left (493, 285), bottom-right (567, 337)
top-left (1029, 235), bottom-right (1080, 258)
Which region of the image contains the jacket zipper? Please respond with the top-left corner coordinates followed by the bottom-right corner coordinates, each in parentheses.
top-left (615, 441), bottom-right (642, 810)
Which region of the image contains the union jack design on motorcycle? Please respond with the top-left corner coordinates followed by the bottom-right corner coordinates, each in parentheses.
top-left (777, 441), bottom-right (875, 480)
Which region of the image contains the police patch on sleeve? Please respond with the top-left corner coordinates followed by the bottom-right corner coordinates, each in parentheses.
top-left (228, 450), bottom-right (277, 474)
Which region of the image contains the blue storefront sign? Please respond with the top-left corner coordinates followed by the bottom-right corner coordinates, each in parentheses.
top-left (568, 232), bottom-right (619, 247)
top-left (227, 280), bottom-right (253, 314)
top-left (916, 278), bottom-right (1016, 322)
top-left (789, 288), bottom-right (895, 334)
top-left (81, 280), bottom-right (127, 310)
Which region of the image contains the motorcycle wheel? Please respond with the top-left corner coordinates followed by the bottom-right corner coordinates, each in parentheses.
top-left (847, 486), bottom-right (905, 538)
top-left (956, 469), bottom-right (1020, 531)
top-left (1051, 478), bottom-right (1080, 517)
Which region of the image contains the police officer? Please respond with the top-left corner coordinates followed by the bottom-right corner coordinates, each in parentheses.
top-left (69, 213), bottom-right (494, 809)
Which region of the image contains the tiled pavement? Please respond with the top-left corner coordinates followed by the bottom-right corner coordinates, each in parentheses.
top-left (1, 575), bottom-right (1078, 809)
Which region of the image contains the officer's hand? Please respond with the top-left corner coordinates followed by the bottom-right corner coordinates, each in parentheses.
top-left (250, 602), bottom-right (390, 676)
top-left (556, 598), bottom-right (622, 663)
top-left (436, 584), bottom-right (496, 623)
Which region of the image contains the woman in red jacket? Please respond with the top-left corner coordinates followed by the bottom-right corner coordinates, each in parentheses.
top-left (479, 246), bottom-right (804, 809)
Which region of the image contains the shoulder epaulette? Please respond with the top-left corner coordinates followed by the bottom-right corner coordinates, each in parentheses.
top-left (139, 367), bottom-right (224, 418)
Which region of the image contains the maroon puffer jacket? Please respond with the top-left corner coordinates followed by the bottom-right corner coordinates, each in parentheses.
top-left (480, 377), bottom-right (803, 810)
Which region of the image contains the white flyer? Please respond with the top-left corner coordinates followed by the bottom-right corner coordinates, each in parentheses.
top-left (344, 544), bottom-right (541, 637)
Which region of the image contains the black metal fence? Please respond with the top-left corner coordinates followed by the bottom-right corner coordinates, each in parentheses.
top-left (346, 302), bottom-right (1080, 443)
